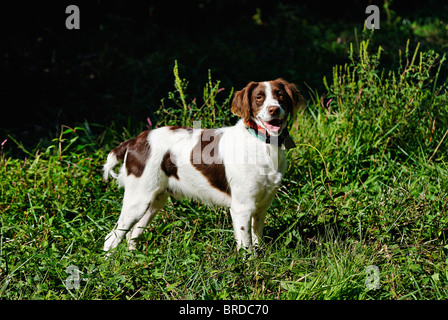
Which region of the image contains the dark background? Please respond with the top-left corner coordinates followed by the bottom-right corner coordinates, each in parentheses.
top-left (1, 0), bottom-right (447, 151)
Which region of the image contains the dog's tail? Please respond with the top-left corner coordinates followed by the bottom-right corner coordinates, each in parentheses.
top-left (103, 141), bottom-right (129, 181)
top-left (103, 152), bottom-right (120, 181)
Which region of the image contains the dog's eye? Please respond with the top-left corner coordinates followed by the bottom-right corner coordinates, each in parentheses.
top-left (256, 95), bottom-right (263, 100)
top-left (278, 93), bottom-right (285, 100)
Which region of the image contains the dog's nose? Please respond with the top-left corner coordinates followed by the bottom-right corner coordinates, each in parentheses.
top-left (267, 106), bottom-right (280, 117)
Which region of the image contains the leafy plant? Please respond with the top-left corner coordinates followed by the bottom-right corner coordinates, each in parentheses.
top-left (322, 35), bottom-right (448, 162)
top-left (156, 60), bottom-right (235, 129)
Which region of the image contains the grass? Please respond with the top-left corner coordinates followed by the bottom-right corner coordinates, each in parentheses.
top-left (1, 35), bottom-right (448, 300)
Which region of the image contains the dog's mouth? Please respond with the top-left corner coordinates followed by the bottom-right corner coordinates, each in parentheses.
top-left (261, 118), bottom-right (284, 134)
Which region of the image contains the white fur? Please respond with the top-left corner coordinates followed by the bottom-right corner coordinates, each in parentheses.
top-left (103, 152), bottom-right (119, 180)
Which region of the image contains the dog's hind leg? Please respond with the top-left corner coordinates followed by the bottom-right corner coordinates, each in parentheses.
top-left (126, 191), bottom-right (169, 250)
top-left (104, 189), bottom-right (152, 253)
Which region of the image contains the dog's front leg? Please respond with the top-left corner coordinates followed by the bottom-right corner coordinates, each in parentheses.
top-left (230, 206), bottom-right (253, 250)
top-left (251, 209), bottom-right (267, 250)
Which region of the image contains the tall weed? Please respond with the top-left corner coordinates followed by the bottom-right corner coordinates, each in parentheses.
top-left (322, 37), bottom-right (448, 162)
top-left (156, 60), bottom-right (234, 128)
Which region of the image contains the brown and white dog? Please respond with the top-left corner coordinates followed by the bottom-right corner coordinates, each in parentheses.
top-left (103, 78), bottom-right (304, 252)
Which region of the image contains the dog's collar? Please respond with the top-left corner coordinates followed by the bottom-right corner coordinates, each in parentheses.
top-left (245, 119), bottom-right (296, 150)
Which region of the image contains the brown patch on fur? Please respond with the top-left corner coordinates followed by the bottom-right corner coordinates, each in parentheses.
top-left (269, 78), bottom-right (304, 120)
top-left (190, 129), bottom-right (231, 195)
top-left (231, 82), bottom-right (260, 122)
top-left (161, 151), bottom-right (179, 179)
top-left (168, 126), bottom-right (193, 133)
top-left (112, 130), bottom-right (150, 177)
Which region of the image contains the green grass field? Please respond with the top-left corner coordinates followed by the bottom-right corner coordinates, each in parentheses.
top-left (1, 37), bottom-right (448, 300)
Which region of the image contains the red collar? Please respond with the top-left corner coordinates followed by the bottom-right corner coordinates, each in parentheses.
top-left (245, 119), bottom-right (268, 134)
top-left (244, 119), bottom-right (296, 149)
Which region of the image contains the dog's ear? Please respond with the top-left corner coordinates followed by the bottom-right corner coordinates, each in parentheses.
top-left (231, 82), bottom-right (258, 122)
top-left (276, 78), bottom-right (304, 120)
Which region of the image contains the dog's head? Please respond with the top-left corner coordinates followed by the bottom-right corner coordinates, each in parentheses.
top-left (231, 78), bottom-right (304, 136)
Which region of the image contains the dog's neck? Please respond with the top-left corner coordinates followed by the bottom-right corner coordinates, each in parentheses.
top-left (244, 119), bottom-right (296, 150)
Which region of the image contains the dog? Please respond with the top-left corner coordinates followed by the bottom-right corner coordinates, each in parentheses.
top-left (103, 78), bottom-right (304, 252)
